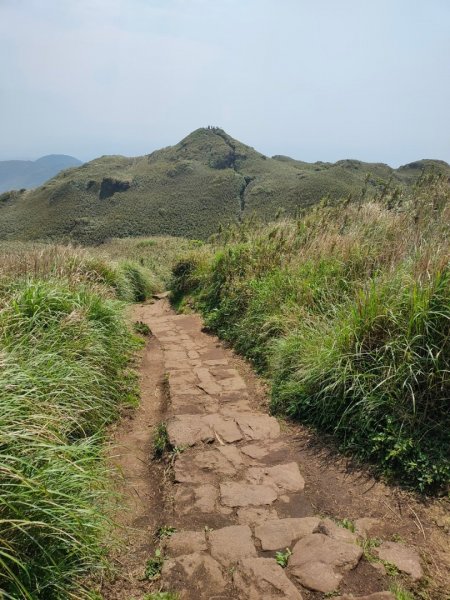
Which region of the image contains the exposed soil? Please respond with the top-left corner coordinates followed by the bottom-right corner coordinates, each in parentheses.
top-left (101, 300), bottom-right (170, 599)
top-left (101, 300), bottom-right (450, 600)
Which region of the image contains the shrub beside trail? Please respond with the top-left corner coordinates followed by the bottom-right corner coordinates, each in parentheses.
top-left (171, 175), bottom-right (450, 492)
top-left (0, 247), bottom-right (152, 599)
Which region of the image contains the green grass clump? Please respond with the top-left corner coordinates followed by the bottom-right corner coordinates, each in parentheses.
top-left (120, 261), bottom-right (156, 301)
top-left (143, 549), bottom-right (164, 580)
top-left (272, 268), bottom-right (450, 490)
top-left (153, 423), bottom-right (170, 459)
top-left (0, 253), bottom-right (143, 598)
top-left (171, 178), bottom-right (450, 492)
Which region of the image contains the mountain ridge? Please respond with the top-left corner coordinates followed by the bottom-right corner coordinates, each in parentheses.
top-left (0, 154), bottom-right (83, 193)
top-left (0, 128), bottom-right (448, 244)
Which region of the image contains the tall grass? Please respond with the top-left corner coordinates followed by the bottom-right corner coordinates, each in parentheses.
top-left (171, 175), bottom-right (450, 491)
top-left (0, 246), bottom-right (151, 598)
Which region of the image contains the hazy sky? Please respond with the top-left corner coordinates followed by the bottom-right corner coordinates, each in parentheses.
top-left (1, 0), bottom-right (449, 165)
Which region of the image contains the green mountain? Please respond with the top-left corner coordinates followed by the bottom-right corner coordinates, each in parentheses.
top-left (0, 155), bottom-right (82, 193)
top-left (0, 128), bottom-right (448, 243)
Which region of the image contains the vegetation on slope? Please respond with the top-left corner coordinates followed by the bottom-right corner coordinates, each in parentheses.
top-left (171, 173), bottom-right (450, 492)
top-left (0, 246), bottom-right (154, 599)
top-left (1, 127), bottom-right (449, 244)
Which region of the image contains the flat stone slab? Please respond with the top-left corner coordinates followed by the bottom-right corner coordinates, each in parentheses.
top-left (174, 484), bottom-right (218, 515)
top-left (255, 517), bottom-right (320, 550)
top-left (165, 530), bottom-right (207, 557)
top-left (173, 454), bottom-right (215, 484)
top-left (220, 482), bottom-right (278, 507)
top-left (234, 413), bottom-right (281, 440)
top-left (167, 415), bottom-right (214, 447)
top-left (161, 552), bottom-right (226, 599)
top-left (289, 533), bottom-right (363, 593)
top-left (316, 518), bottom-right (359, 544)
top-left (237, 506), bottom-right (279, 526)
top-left (169, 371), bottom-right (197, 385)
top-left (217, 445), bottom-right (244, 468)
top-left (219, 375), bottom-right (247, 391)
top-left (376, 541), bottom-right (423, 581)
top-left (220, 400), bottom-right (253, 414)
top-left (170, 397), bottom-right (207, 415)
top-left (233, 557), bottom-right (303, 600)
top-left (164, 350), bottom-right (188, 362)
top-left (246, 462), bottom-right (305, 493)
top-left (196, 381), bottom-right (222, 395)
top-left (203, 413), bottom-right (243, 443)
top-left (240, 440), bottom-right (289, 460)
top-left (209, 525), bottom-right (257, 566)
top-left (193, 448), bottom-right (238, 476)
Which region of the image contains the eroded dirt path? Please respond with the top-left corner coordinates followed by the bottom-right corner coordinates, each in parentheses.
top-left (103, 299), bottom-right (450, 600)
top-left (102, 300), bottom-right (168, 600)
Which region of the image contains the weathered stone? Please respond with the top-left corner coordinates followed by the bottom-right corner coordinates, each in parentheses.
top-left (169, 371), bottom-right (197, 385)
top-left (291, 560), bottom-right (341, 594)
top-left (166, 360), bottom-right (190, 370)
top-left (246, 462), bottom-right (305, 493)
top-left (354, 517), bottom-right (382, 538)
top-left (167, 415), bottom-right (214, 447)
top-left (233, 557), bottom-right (303, 600)
top-left (174, 484), bottom-right (218, 514)
top-left (217, 445), bottom-right (244, 468)
top-left (197, 380), bottom-right (222, 395)
top-left (164, 350), bottom-right (188, 362)
top-left (237, 506), bottom-right (279, 526)
top-left (170, 396), bottom-right (206, 415)
top-left (336, 594), bottom-right (395, 600)
top-left (220, 482), bottom-right (278, 507)
top-left (209, 525), bottom-right (257, 566)
top-left (220, 400), bottom-right (253, 414)
top-left (169, 384), bottom-right (203, 397)
top-left (194, 484), bottom-right (219, 513)
top-left (289, 533), bottom-right (363, 593)
top-left (204, 358), bottom-right (229, 366)
top-left (193, 449), bottom-right (237, 476)
top-left (240, 440), bottom-right (288, 460)
top-left (315, 518), bottom-right (359, 544)
top-left (234, 413), bottom-right (280, 440)
top-left (165, 530), bottom-right (207, 557)
top-left (161, 552), bottom-right (226, 599)
top-left (376, 542), bottom-right (423, 581)
top-left (194, 367), bottom-right (223, 395)
top-left (220, 375), bottom-right (247, 391)
top-left (203, 413), bottom-right (243, 443)
top-left (211, 367), bottom-right (240, 378)
top-left (174, 454), bottom-right (213, 483)
top-left (219, 390), bottom-right (249, 403)
top-left (255, 517), bottom-right (320, 550)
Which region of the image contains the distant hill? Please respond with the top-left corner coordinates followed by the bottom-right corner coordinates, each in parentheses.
top-left (0, 128), bottom-right (448, 243)
top-left (0, 155), bottom-right (82, 193)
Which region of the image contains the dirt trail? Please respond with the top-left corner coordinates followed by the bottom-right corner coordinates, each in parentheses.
top-left (103, 300), bottom-right (450, 600)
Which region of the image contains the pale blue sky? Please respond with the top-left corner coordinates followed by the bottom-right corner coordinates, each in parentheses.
top-left (1, 0), bottom-right (449, 165)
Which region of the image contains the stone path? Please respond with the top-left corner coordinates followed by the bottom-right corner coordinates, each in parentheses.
top-left (146, 307), bottom-right (422, 600)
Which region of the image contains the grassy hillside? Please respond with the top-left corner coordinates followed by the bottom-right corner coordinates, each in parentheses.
top-left (0, 244), bottom-right (159, 599)
top-left (171, 173), bottom-right (450, 492)
top-left (1, 128), bottom-right (448, 243)
top-left (0, 155), bottom-right (82, 193)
